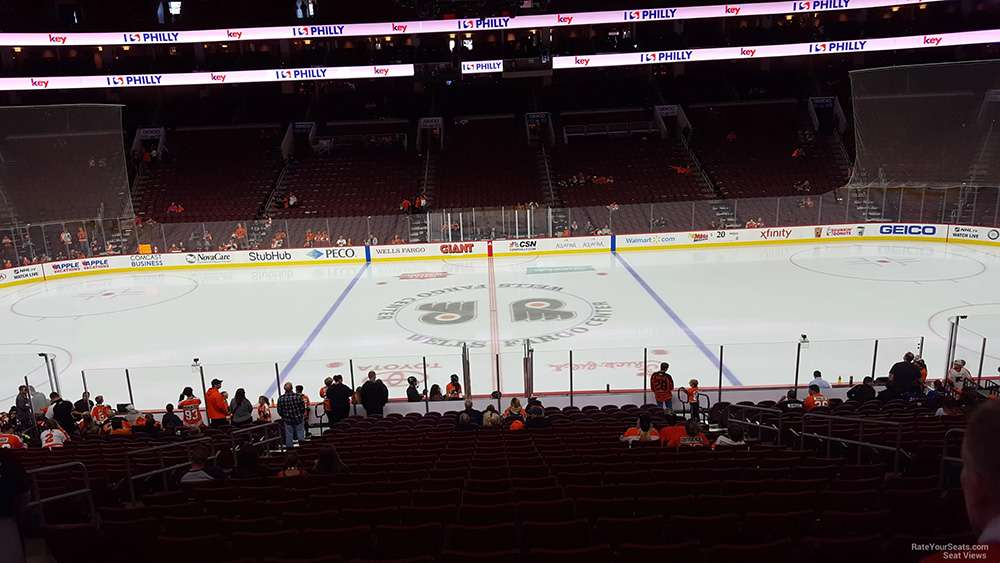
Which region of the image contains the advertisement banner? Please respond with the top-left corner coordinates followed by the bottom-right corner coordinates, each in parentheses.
top-left (370, 242), bottom-right (488, 261)
top-left (0, 264), bottom-right (44, 287)
top-left (461, 60), bottom-right (505, 74)
top-left (949, 225), bottom-right (1000, 244)
top-left (493, 236), bottom-right (611, 256)
top-left (869, 223), bottom-right (946, 240)
top-left (0, 0), bottom-right (938, 46)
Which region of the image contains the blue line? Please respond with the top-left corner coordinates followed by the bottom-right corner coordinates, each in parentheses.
top-left (265, 263), bottom-right (369, 397)
top-left (614, 252), bottom-right (743, 386)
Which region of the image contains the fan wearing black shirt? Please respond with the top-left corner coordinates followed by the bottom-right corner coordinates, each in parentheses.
top-left (847, 377), bottom-right (877, 403)
top-left (889, 352), bottom-right (921, 394)
top-left (777, 389), bottom-right (804, 412)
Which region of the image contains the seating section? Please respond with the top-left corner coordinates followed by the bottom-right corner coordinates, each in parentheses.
top-left (16, 399), bottom-right (974, 563)
top-left (688, 103), bottom-right (848, 200)
top-left (434, 118), bottom-right (544, 208)
top-left (132, 128), bottom-right (283, 222)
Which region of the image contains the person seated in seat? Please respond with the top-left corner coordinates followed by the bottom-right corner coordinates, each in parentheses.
top-left (445, 375), bottom-right (462, 400)
top-left (847, 376), bottom-right (876, 403)
top-left (663, 418), bottom-right (709, 448)
top-left (713, 425), bottom-right (746, 449)
top-left (803, 384), bottom-right (829, 411)
top-left (777, 389), bottom-right (804, 412)
top-left (180, 445), bottom-right (225, 483)
top-left (621, 413), bottom-right (659, 443)
top-left (524, 406), bottom-right (551, 429)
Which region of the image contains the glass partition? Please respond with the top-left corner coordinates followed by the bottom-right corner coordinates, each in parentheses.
top-left (128, 364), bottom-right (199, 411)
top-left (79, 368), bottom-right (130, 407)
top-left (722, 341), bottom-right (800, 392)
top-left (874, 337), bottom-right (927, 379)
top-left (801, 339), bottom-right (880, 385)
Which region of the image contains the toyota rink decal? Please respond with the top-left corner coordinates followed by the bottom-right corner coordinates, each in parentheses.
top-left (377, 283), bottom-right (612, 349)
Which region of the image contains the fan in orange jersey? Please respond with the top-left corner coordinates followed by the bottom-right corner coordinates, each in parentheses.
top-left (90, 395), bottom-right (113, 426)
top-left (177, 386), bottom-right (204, 428)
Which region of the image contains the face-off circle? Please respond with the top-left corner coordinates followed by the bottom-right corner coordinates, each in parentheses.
top-left (10, 274), bottom-right (198, 318)
top-left (789, 245), bottom-right (985, 282)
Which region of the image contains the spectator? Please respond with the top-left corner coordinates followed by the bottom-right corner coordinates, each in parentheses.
top-left (649, 362), bottom-right (675, 410)
top-left (134, 414), bottom-right (161, 436)
top-left (811, 370), bottom-right (832, 390)
top-left (325, 375), bottom-right (353, 425)
top-left (400, 198), bottom-right (411, 213)
top-left (109, 417), bottom-right (131, 437)
top-left (685, 379), bottom-right (701, 419)
top-left (461, 400), bottom-right (483, 426)
top-left (847, 376), bottom-right (876, 403)
top-left (428, 385), bottom-right (444, 401)
top-left (178, 387), bottom-right (203, 428)
top-left (72, 392), bottom-right (94, 416)
top-left (503, 398), bottom-right (525, 423)
top-left (663, 418), bottom-right (709, 448)
top-left (778, 389), bottom-right (804, 412)
top-left (482, 407), bottom-right (501, 428)
top-left (915, 357), bottom-right (929, 384)
top-left (14, 386), bottom-right (32, 432)
top-left (90, 396), bottom-right (112, 426)
top-left (524, 406), bottom-right (550, 429)
top-left (319, 377), bottom-right (333, 423)
top-left (78, 414), bottom-right (99, 436)
top-left (456, 413), bottom-right (477, 431)
top-left (803, 384), bottom-right (829, 411)
top-left (231, 447), bottom-right (270, 480)
top-left (926, 380), bottom-right (947, 410)
top-left (28, 387), bottom-right (47, 416)
top-left (180, 445), bottom-right (225, 483)
top-left (256, 396), bottom-right (272, 423)
top-left (277, 383), bottom-right (305, 448)
top-left (40, 419), bottom-right (69, 449)
top-left (714, 425), bottom-right (746, 448)
top-left (621, 413), bottom-right (659, 442)
top-left (313, 446), bottom-right (348, 476)
top-left (359, 371), bottom-right (389, 417)
top-left (889, 352), bottom-right (921, 394)
top-left (276, 452), bottom-right (307, 478)
top-left (205, 379), bottom-right (228, 426)
top-left (445, 374), bottom-right (462, 400)
top-left (958, 401), bottom-right (1000, 547)
top-left (0, 449), bottom-right (29, 563)
top-left (936, 397), bottom-right (964, 417)
top-left (296, 385), bottom-right (311, 436)
top-left (947, 359), bottom-right (973, 396)
top-left (46, 393), bottom-right (76, 436)
top-left (229, 388), bottom-right (253, 426)
top-left (0, 420), bottom-right (25, 449)
top-left (161, 404), bottom-right (183, 432)
top-left (406, 376), bottom-right (425, 402)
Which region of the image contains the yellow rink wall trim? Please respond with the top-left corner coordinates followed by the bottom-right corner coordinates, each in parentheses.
top-left (2, 230), bottom-right (998, 290)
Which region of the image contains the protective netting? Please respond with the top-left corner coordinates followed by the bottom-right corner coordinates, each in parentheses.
top-left (0, 104), bottom-right (132, 222)
top-left (848, 59), bottom-right (1000, 189)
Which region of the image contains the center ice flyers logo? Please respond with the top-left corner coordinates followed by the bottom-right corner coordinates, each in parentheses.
top-left (377, 283), bottom-right (612, 349)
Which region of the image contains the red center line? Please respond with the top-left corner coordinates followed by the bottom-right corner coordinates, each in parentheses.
top-left (487, 242), bottom-right (500, 388)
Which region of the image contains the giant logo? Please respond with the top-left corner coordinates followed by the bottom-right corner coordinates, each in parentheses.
top-left (378, 283), bottom-right (613, 349)
top-left (440, 243), bottom-right (474, 255)
top-left (879, 225), bottom-right (937, 236)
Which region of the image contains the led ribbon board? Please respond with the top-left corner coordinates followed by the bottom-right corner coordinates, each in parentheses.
top-left (0, 0), bottom-right (939, 46)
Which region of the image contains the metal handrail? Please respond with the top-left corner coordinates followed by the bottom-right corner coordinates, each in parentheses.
top-left (726, 404), bottom-right (784, 445)
top-left (229, 421), bottom-right (282, 453)
top-left (124, 437), bottom-right (213, 502)
top-left (802, 412), bottom-right (905, 472)
top-left (939, 428), bottom-right (966, 489)
top-left (26, 461), bottom-right (96, 526)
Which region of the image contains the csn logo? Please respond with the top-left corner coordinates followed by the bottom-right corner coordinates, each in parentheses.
top-left (879, 225), bottom-right (937, 236)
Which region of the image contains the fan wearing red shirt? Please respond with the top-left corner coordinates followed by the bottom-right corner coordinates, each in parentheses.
top-left (178, 387), bottom-right (203, 428)
top-left (662, 419), bottom-right (710, 449)
top-left (649, 363), bottom-right (675, 411)
top-left (0, 421), bottom-right (25, 449)
top-left (90, 396), bottom-right (113, 426)
top-left (803, 384), bottom-right (829, 411)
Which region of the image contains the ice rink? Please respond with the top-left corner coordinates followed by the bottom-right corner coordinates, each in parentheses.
top-left (2, 240), bottom-right (999, 410)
